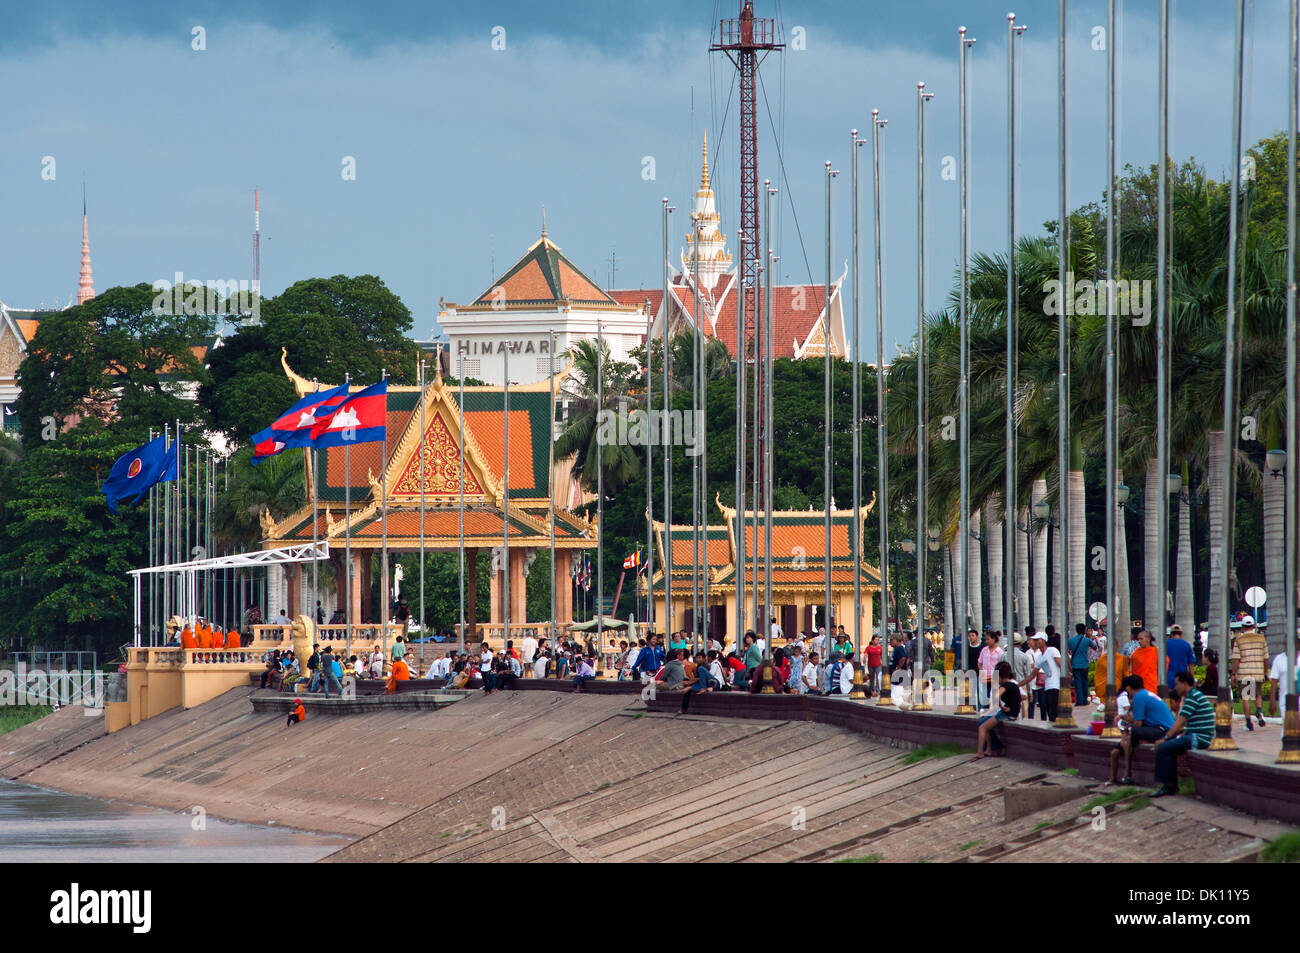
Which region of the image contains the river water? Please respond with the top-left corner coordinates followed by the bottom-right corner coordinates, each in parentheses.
top-left (0, 778), bottom-right (350, 862)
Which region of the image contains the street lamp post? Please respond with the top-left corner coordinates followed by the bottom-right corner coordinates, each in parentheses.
top-left (872, 109), bottom-right (892, 707)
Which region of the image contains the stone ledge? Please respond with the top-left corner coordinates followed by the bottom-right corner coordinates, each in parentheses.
top-left (249, 690), bottom-right (469, 715)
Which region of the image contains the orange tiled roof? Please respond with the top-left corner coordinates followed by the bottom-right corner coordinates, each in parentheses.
top-left (464, 409), bottom-right (534, 491)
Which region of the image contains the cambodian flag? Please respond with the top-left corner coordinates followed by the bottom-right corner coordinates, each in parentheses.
top-left (251, 383), bottom-right (350, 465)
top-left (309, 379), bottom-right (388, 447)
top-left (102, 434), bottom-right (178, 514)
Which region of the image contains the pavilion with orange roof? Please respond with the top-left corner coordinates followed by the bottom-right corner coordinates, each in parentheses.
top-left (258, 351), bottom-right (596, 638)
top-left (643, 496), bottom-right (882, 645)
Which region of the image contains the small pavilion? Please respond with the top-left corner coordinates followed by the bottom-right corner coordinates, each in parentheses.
top-left (645, 497), bottom-right (882, 645)
top-left (258, 353), bottom-right (596, 639)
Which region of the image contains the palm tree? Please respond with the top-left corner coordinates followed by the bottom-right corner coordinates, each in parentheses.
top-left (553, 337), bottom-right (640, 495)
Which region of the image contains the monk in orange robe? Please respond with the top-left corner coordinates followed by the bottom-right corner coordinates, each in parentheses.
top-left (223, 626), bottom-right (240, 650)
top-left (385, 657), bottom-right (410, 694)
top-left (180, 625), bottom-right (198, 650)
top-left (1094, 650), bottom-right (1129, 701)
top-left (1129, 630), bottom-right (1158, 693)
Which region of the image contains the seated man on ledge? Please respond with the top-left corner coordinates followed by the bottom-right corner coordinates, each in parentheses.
top-left (385, 655), bottom-right (410, 694)
top-left (1109, 674), bottom-right (1174, 785)
top-left (571, 654), bottom-right (596, 692)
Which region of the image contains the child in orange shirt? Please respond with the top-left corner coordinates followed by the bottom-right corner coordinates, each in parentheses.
top-left (286, 699), bottom-right (305, 727)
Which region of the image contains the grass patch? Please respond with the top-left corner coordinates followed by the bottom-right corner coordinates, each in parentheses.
top-left (1178, 776), bottom-right (1196, 795)
top-left (1080, 786), bottom-right (1140, 814)
top-left (959, 840), bottom-right (981, 851)
top-left (1127, 797), bottom-right (1153, 811)
top-left (1261, 831), bottom-right (1300, 863)
top-left (596, 782), bottom-right (611, 790)
top-left (1061, 768), bottom-right (1079, 776)
top-left (0, 705), bottom-right (51, 735)
top-left (834, 854), bottom-right (881, 863)
top-left (899, 742), bottom-right (973, 765)
top-left (1032, 821), bottom-right (1053, 832)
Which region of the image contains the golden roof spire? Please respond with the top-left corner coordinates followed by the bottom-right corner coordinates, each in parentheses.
top-left (699, 131), bottom-right (710, 190)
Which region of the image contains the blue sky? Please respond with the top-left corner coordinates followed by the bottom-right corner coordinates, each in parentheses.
top-left (0, 0), bottom-right (1290, 357)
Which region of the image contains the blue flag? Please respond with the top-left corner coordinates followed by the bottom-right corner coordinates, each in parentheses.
top-left (102, 434), bottom-right (178, 514)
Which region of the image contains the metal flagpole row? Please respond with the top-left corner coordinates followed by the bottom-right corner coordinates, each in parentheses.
top-left (645, 296), bottom-right (655, 634)
top-left (691, 212), bottom-right (701, 651)
top-left (1211, 0), bottom-right (1248, 751)
top-left (764, 180), bottom-right (776, 662)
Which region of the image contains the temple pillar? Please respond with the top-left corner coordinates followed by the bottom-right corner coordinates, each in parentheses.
top-left (466, 548), bottom-right (478, 640)
top-left (360, 551), bottom-right (373, 623)
top-left (510, 548), bottom-right (528, 625)
top-left (490, 547), bottom-right (504, 624)
top-left (554, 549), bottom-right (573, 625)
top-left (349, 550), bottom-right (364, 625)
top-left (284, 565), bottom-right (298, 618)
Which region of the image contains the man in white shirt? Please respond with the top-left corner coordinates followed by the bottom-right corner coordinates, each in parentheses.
top-left (273, 609), bottom-right (291, 626)
top-left (810, 627), bottom-right (827, 657)
top-left (769, 616), bottom-right (784, 646)
top-left (802, 651), bottom-right (823, 694)
top-left (533, 653), bottom-right (550, 679)
top-left (1019, 632), bottom-right (1062, 722)
top-left (521, 633), bottom-right (538, 667)
top-left (1269, 647), bottom-right (1299, 713)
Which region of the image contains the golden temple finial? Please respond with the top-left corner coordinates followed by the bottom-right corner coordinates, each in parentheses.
top-left (700, 131), bottom-right (710, 190)
top-left (280, 347), bottom-right (314, 397)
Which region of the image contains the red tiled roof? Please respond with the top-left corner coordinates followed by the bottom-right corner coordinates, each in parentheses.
top-left (464, 409), bottom-right (534, 491)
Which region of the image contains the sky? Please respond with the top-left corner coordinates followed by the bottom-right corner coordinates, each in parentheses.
top-left (0, 0), bottom-right (1291, 359)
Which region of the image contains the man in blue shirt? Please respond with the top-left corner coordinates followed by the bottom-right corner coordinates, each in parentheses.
top-left (1110, 674), bottom-right (1174, 785)
top-left (1163, 625), bottom-right (1196, 686)
top-left (1067, 624), bottom-right (1094, 708)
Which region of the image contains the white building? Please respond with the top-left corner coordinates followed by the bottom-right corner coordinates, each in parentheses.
top-left (436, 226), bottom-right (648, 386)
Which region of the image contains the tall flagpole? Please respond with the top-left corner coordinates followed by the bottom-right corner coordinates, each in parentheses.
top-left (419, 358), bottom-right (427, 669)
top-left (465, 356), bottom-right (470, 655)
top-left (597, 319), bottom-right (605, 640)
top-left (1280, 0), bottom-right (1300, 765)
top-left (691, 212), bottom-right (701, 650)
top-left (957, 26), bottom-right (978, 715)
top-left (149, 428), bottom-right (156, 644)
top-left (736, 225), bottom-right (747, 647)
top-left (1211, 0), bottom-right (1247, 751)
top-left (915, 82), bottom-right (935, 711)
top-left (549, 330), bottom-right (557, 645)
top-left (1054, 0), bottom-right (1075, 727)
top-left (872, 110), bottom-right (893, 706)
top-left (1155, 0), bottom-right (1171, 693)
top-left (645, 297), bottom-right (655, 632)
top-left (824, 161), bottom-right (837, 646)
top-left (504, 342), bottom-right (511, 652)
top-left (1102, 0), bottom-right (1121, 737)
top-left (381, 368), bottom-right (390, 657)
top-left (1005, 14), bottom-right (1026, 663)
top-left (764, 180), bottom-right (776, 661)
top-left (850, 131), bottom-right (864, 660)
top-left (344, 373), bottom-right (353, 653)
top-left (662, 198), bottom-right (674, 639)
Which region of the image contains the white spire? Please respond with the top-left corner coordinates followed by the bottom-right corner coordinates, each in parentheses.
top-left (682, 131), bottom-right (733, 289)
